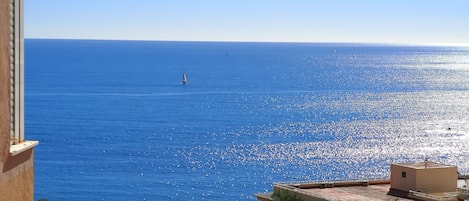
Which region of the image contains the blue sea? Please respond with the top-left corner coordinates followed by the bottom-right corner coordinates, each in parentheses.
top-left (26, 39), bottom-right (469, 200)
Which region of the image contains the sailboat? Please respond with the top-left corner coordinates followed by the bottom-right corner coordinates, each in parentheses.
top-left (182, 72), bottom-right (188, 85)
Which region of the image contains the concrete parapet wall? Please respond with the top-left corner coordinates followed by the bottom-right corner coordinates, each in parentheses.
top-left (293, 179), bottom-right (390, 189)
top-left (274, 184), bottom-right (329, 201)
top-left (269, 180), bottom-right (393, 201)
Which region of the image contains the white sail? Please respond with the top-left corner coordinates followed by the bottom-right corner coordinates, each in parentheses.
top-left (182, 72), bottom-right (188, 84)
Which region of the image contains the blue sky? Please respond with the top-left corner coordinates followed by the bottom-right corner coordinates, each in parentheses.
top-left (25, 0), bottom-right (469, 44)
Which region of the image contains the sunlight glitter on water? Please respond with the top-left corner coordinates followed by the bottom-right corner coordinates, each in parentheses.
top-left (184, 90), bottom-right (469, 185)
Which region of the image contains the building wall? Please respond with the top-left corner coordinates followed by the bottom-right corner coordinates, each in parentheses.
top-left (416, 166), bottom-right (457, 193)
top-left (391, 163), bottom-right (457, 193)
top-left (0, 150), bottom-right (35, 200)
top-left (0, 0), bottom-right (10, 159)
top-left (390, 164), bottom-right (417, 192)
top-left (0, 0), bottom-right (35, 200)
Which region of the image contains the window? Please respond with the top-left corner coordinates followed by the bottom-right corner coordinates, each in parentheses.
top-left (9, 0), bottom-right (25, 145)
top-left (8, 0), bottom-right (38, 156)
top-left (401, 171), bottom-right (406, 178)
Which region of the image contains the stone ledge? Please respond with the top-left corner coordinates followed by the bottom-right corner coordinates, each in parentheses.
top-left (9, 141), bottom-right (39, 156)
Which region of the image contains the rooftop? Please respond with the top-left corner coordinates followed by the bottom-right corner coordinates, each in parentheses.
top-left (257, 161), bottom-right (465, 201)
top-left (296, 181), bottom-right (412, 201)
top-left (257, 178), bottom-right (469, 201)
top-left (394, 161), bottom-right (456, 169)
top-left (257, 180), bottom-right (413, 201)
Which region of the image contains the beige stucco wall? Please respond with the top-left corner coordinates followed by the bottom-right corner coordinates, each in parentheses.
top-left (0, 0), bottom-right (10, 160)
top-left (0, 149), bottom-right (35, 200)
top-left (0, 0), bottom-right (36, 200)
top-left (390, 164), bottom-right (417, 192)
top-left (391, 163), bottom-right (457, 193)
top-left (416, 166), bottom-right (457, 193)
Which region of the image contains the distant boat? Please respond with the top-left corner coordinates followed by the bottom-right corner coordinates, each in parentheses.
top-left (182, 72), bottom-right (188, 85)
top-left (352, 53), bottom-right (356, 59)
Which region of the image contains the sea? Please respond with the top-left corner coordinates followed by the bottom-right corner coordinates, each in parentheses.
top-left (25, 39), bottom-right (469, 201)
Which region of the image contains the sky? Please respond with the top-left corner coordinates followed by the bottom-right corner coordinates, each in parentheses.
top-left (25, 0), bottom-right (469, 45)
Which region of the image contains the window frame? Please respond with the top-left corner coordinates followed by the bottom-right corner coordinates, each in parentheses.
top-left (10, 0), bottom-right (25, 145)
top-left (9, 0), bottom-right (38, 156)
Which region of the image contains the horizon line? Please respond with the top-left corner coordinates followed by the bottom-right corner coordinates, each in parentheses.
top-left (24, 37), bottom-right (469, 47)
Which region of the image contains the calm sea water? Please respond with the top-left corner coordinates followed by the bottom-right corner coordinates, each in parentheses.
top-left (26, 39), bottom-right (469, 200)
